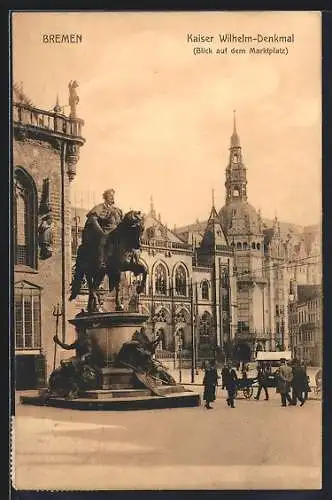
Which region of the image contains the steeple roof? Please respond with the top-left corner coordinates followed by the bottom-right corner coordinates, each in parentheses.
top-left (230, 109), bottom-right (240, 148)
top-left (201, 201), bottom-right (228, 250)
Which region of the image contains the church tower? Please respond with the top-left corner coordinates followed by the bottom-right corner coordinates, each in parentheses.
top-left (219, 112), bottom-right (268, 358)
top-left (225, 110), bottom-right (248, 203)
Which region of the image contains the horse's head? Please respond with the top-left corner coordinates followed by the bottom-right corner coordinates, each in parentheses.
top-left (122, 210), bottom-right (145, 234)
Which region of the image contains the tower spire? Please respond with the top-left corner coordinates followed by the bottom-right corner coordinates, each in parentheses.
top-left (231, 109), bottom-right (240, 148)
top-left (150, 195), bottom-right (156, 218)
top-left (225, 110), bottom-right (247, 203)
top-left (212, 188), bottom-right (215, 209)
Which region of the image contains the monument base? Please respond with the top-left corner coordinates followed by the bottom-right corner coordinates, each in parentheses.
top-left (20, 389), bottom-right (201, 411)
top-left (20, 310), bottom-right (201, 410)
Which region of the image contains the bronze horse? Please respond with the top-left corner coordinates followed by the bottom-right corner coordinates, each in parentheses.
top-left (70, 210), bottom-right (147, 312)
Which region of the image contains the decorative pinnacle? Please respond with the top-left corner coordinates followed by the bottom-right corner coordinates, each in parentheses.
top-left (212, 188), bottom-right (215, 209)
top-left (150, 195), bottom-right (156, 218)
top-left (54, 94), bottom-right (61, 113)
top-left (231, 109), bottom-right (240, 148)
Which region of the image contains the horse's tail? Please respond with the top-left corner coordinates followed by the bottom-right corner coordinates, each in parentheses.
top-left (69, 246), bottom-right (86, 301)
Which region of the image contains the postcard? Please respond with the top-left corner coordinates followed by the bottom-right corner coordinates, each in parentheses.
top-left (11, 11), bottom-right (322, 491)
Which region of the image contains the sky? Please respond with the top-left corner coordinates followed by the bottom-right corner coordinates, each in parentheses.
top-left (12, 11), bottom-right (321, 228)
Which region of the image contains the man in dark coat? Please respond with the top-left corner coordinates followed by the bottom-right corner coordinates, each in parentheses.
top-left (254, 363), bottom-right (269, 401)
top-left (277, 358), bottom-right (293, 407)
top-left (291, 359), bottom-right (306, 406)
top-left (203, 360), bottom-right (219, 409)
top-left (221, 361), bottom-right (238, 408)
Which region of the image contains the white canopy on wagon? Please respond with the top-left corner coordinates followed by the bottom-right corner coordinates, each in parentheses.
top-left (255, 351), bottom-right (292, 362)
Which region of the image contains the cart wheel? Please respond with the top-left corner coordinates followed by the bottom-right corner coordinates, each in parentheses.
top-left (243, 386), bottom-right (253, 399)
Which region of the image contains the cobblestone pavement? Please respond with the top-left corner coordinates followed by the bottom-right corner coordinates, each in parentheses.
top-left (12, 385), bottom-right (321, 491)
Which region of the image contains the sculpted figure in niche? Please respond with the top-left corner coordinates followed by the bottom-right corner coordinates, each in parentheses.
top-left (38, 212), bottom-right (54, 259)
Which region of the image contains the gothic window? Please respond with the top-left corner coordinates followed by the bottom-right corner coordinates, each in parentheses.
top-left (155, 308), bottom-right (169, 323)
top-left (252, 242), bottom-right (256, 250)
top-left (156, 328), bottom-right (166, 350)
top-left (256, 242), bottom-right (261, 250)
top-left (14, 168), bottom-right (37, 268)
top-left (199, 311), bottom-right (212, 343)
top-left (15, 281), bottom-right (41, 350)
top-left (155, 263), bottom-right (167, 295)
top-left (175, 308), bottom-right (188, 323)
top-left (202, 281), bottom-right (209, 300)
top-left (221, 269), bottom-right (229, 288)
top-left (243, 242), bottom-right (248, 249)
top-left (175, 265), bottom-right (187, 296)
top-left (233, 189), bottom-right (239, 197)
top-left (236, 242), bottom-right (242, 249)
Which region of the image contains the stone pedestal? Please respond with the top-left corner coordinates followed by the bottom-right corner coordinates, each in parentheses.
top-left (21, 310), bottom-right (201, 410)
top-left (68, 311), bottom-right (149, 366)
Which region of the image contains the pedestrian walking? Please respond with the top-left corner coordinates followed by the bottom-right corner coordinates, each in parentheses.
top-left (300, 360), bottom-right (310, 400)
top-left (202, 360), bottom-right (219, 409)
top-left (291, 359), bottom-right (306, 406)
top-left (222, 360), bottom-right (238, 408)
top-left (254, 363), bottom-right (269, 401)
top-left (277, 358), bottom-right (293, 407)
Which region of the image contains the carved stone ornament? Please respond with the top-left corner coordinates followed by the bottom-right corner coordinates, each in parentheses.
top-left (38, 212), bottom-right (54, 259)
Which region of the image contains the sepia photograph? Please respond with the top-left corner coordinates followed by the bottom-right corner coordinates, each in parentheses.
top-left (11, 10), bottom-right (322, 491)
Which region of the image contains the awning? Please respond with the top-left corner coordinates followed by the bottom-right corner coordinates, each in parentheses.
top-left (255, 351), bottom-right (292, 361)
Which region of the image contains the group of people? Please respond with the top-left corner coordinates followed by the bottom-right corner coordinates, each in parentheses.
top-left (276, 358), bottom-right (310, 407)
top-left (202, 357), bottom-right (314, 409)
top-left (203, 360), bottom-right (238, 409)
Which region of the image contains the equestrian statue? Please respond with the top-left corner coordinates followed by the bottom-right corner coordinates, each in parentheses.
top-left (69, 188), bottom-right (148, 313)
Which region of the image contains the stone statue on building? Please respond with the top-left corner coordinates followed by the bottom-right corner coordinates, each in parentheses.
top-left (68, 80), bottom-right (79, 118)
top-left (38, 212), bottom-right (54, 259)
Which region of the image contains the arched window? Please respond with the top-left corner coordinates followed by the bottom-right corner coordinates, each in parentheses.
top-left (175, 308), bottom-right (189, 324)
top-left (236, 242), bottom-right (242, 249)
top-left (252, 242), bottom-right (256, 250)
top-left (175, 265), bottom-right (187, 296)
top-left (199, 311), bottom-right (212, 344)
top-left (243, 242), bottom-right (248, 250)
top-left (256, 242), bottom-right (261, 250)
top-left (202, 281), bottom-right (209, 300)
top-left (155, 264), bottom-right (167, 295)
top-left (14, 168), bottom-right (37, 268)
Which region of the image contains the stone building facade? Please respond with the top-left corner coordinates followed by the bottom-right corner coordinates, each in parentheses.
top-left (13, 83), bottom-right (85, 389)
top-left (289, 284), bottom-right (322, 366)
top-left (70, 115), bottom-right (321, 367)
top-left (175, 114), bottom-right (322, 362)
top-left (69, 115), bottom-right (321, 368)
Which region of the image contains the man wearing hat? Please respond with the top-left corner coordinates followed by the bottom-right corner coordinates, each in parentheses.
top-left (221, 360), bottom-right (238, 408)
top-left (82, 189), bottom-right (123, 269)
top-left (277, 358), bottom-right (293, 407)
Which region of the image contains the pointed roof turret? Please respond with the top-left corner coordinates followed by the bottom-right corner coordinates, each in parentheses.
top-left (201, 197), bottom-right (228, 251)
top-left (149, 195), bottom-right (156, 218)
top-left (230, 109), bottom-right (240, 147)
top-left (54, 94), bottom-right (62, 113)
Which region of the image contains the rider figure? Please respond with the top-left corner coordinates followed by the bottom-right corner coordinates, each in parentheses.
top-left (82, 189), bottom-right (123, 270)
